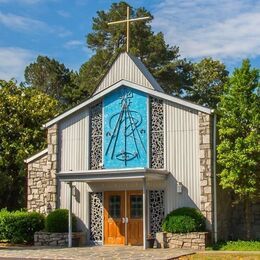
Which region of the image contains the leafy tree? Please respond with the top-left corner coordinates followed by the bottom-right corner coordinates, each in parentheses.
top-left (78, 1), bottom-right (192, 100)
top-left (24, 56), bottom-right (80, 107)
top-left (0, 80), bottom-right (60, 209)
top-left (187, 58), bottom-right (229, 108)
top-left (217, 60), bottom-right (260, 239)
top-left (78, 49), bottom-right (113, 98)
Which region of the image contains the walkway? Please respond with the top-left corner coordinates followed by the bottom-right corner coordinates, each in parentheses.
top-left (0, 246), bottom-right (195, 260)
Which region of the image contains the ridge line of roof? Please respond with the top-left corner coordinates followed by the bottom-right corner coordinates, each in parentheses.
top-left (127, 53), bottom-right (164, 92)
top-left (91, 51), bottom-right (121, 95)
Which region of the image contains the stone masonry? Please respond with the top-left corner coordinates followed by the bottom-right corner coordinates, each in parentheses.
top-left (156, 232), bottom-right (209, 250)
top-left (34, 231), bottom-right (85, 246)
top-left (27, 124), bottom-right (58, 214)
top-left (198, 112), bottom-right (213, 231)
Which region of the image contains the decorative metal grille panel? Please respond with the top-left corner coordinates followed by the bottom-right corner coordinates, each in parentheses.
top-left (149, 190), bottom-right (164, 237)
top-left (89, 192), bottom-right (103, 242)
top-left (150, 97), bottom-right (164, 168)
top-left (90, 102), bottom-right (102, 169)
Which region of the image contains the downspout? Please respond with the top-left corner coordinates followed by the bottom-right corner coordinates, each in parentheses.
top-left (68, 181), bottom-right (73, 248)
top-left (212, 111), bottom-right (218, 243)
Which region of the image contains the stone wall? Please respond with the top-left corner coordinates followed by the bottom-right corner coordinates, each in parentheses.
top-left (34, 231), bottom-right (85, 246)
top-left (198, 112), bottom-right (213, 231)
top-left (156, 232), bottom-right (209, 250)
top-left (46, 124), bottom-right (58, 211)
top-left (27, 124), bottom-right (58, 213)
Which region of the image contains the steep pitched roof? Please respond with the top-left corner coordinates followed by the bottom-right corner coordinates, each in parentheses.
top-left (93, 52), bottom-right (164, 95)
top-left (44, 80), bottom-right (212, 128)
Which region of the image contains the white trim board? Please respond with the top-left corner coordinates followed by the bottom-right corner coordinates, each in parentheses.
top-left (24, 148), bottom-right (48, 163)
top-left (43, 79), bottom-right (212, 128)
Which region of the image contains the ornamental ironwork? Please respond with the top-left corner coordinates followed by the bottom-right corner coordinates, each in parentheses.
top-left (149, 190), bottom-right (164, 237)
top-left (89, 192), bottom-right (103, 242)
top-left (150, 97), bottom-right (164, 168)
top-left (90, 102), bottom-right (102, 169)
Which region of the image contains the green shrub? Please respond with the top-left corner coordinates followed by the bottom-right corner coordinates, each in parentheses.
top-left (162, 207), bottom-right (206, 233)
top-left (45, 209), bottom-right (77, 232)
top-left (0, 209), bottom-right (45, 243)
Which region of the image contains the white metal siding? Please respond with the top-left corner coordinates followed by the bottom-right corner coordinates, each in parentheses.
top-left (94, 53), bottom-right (162, 94)
top-left (59, 108), bottom-right (89, 171)
top-left (59, 181), bottom-right (89, 233)
top-left (164, 101), bottom-right (200, 213)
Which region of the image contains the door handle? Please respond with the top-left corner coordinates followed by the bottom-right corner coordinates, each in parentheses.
top-left (122, 217), bottom-right (125, 223)
top-left (125, 217), bottom-right (128, 224)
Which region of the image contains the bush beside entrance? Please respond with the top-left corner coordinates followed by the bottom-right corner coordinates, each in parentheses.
top-left (162, 207), bottom-right (206, 233)
top-left (45, 209), bottom-right (77, 232)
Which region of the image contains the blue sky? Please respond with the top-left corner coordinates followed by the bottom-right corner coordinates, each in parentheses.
top-left (0, 0), bottom-right (260, 82)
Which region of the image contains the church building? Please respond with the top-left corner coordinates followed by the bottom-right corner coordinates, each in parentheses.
top-left (25, 52), bottom-right (216, 248)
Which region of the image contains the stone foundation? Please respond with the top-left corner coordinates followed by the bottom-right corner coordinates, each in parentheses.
top-left (156, 232), bottom-right (209, 250)
top-left (34, 231), bottom-right (86, 246)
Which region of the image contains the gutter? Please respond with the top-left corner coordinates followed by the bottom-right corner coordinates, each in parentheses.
top-left (212, 110), bottom-right (218, 243)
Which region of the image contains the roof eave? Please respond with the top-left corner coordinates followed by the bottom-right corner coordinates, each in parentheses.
top-left (24, 148), bottom-right (48, 164)
top-left (43, 79), bottom-right (212, 128)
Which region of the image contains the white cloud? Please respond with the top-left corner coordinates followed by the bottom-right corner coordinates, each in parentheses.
top-left (0, 11), bottom-right (47, 32)
top-left (57, 10), bottom-right (71, 18)
top-left (64, 40), bottom-right (83, 48)
top-left (0, 12), bottom-right (72, 37)
top-left (0, 47), bottom-right (35, 82)
top-left (16, 0), bottom-right (41, 3)
top-left (56, 27), bottom-right (72, 37)
top-left (0, 0), bottom-right (56, 4)
top-left (152, 0), bottom-right (260, 61)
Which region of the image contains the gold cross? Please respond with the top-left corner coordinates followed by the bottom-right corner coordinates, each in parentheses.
top-left (108, 6), bottom-right (150, 53)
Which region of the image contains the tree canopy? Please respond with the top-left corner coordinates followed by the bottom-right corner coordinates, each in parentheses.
top-left (217, 59), bottom-right (259, 199)
top-left (79, 1), bottom-right (192, 99)
top-left (21, 2), bottom-right (227, 109)
top-left (188, 58), bottom-right (229, 108)
top-left (217, 60), bottom-right (260, 238)
top-left (24, 56), bottom-right (80, 107)
top-left (0, 80), bottom-right (60, 209)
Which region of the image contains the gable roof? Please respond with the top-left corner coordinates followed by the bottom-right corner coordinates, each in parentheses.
top-left (24, 148), bottom-right (48, 163)
top-left (93, 52), bottom-right (164, 95)
top-left (44, 79), bottom-right (212, 128)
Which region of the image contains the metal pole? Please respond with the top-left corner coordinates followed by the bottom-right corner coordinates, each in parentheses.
top-left (213, 113), bottom-right (218, 243)
top-left (125, 190), bottom-right (127, 245)
top-left (126, 6), bottom-right (130, 52)
top-left (68, 182), bottom-right (72, 248)
top-left (143, 177), bottom-right (147, 250)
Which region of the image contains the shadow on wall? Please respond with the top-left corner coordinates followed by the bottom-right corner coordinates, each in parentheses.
top-left (166, 175), bottom-right (211, 230)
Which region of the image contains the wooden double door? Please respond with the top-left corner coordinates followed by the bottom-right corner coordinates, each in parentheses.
top-left (104, 191), bottom-right (143, 245)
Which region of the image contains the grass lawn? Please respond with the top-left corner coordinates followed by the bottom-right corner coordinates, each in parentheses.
top-left (181, 252), bottom-right (260, 260)
top-left (181, 241), bottom-right (260, 260)
top-left (208, 240), bottom-right (260, 251)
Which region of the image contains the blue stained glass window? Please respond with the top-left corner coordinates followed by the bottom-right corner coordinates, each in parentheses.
top-left (104, 86), bottom-right (148, 169)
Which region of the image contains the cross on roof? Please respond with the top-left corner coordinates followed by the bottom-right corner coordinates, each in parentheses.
top-left (108, 6), bottom-right (151, 53)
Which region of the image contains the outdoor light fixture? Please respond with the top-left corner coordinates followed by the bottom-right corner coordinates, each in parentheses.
top-left (72, 185), bottom-right (77, 197)
top-left (177, 182), bottom-right (183, 193)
